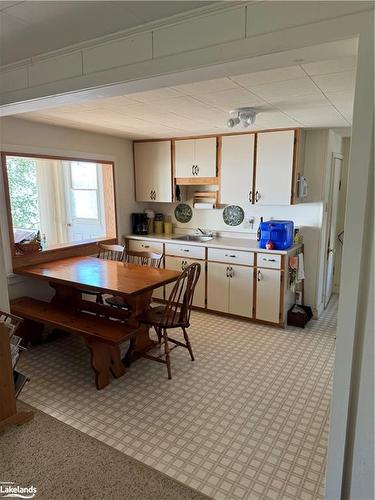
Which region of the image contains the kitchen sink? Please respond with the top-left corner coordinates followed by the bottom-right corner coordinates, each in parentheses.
top-left (173, 234), bottom-right (213, 242)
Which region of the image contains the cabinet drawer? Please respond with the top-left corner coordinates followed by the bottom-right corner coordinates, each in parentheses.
top-left (127, 239), bottom-right (164, 254)
top-left (208, 248), bottom-right (254, 266)
top-left (257, 253), bottom-right (282, 269)
top-left (165, 243), bottom-right (205, 260)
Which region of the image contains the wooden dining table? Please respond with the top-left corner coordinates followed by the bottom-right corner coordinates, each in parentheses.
top-left (14, 256), bottom-right (181, 384)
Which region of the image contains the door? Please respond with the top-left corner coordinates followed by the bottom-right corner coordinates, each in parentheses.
top-left (63, 161), bottom-right (105, 241)
top-left (194, 137), bottom-right (217, 177)
top-left (175, 139), bottom-right (195, 178)
top-left (255, 130), bottom-right (295, 205)
top-left (207, 262), bottom-right (229, 312)
top-left (221, 134), bottom-right (255, 204)
top-left (134, 142), bottom-right (155, 202)
top-left (324, 155), bottom-right (343, 308)
top-left (165, 256), bottom-right (205, 308)
top-left (229, 265), bottom-right (253, 317)
top-left (255, 268), bottom-right (281, 323)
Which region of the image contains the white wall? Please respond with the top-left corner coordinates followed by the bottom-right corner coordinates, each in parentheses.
top-left (0, 116), bottom-right (144, 298)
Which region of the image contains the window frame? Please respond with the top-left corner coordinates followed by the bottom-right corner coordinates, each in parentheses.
top-left (0, 151), bottom-right (118, 269)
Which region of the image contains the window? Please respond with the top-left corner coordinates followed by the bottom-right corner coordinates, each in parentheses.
top-left (69, 162), bottom-right (100, 220)
top-left (3, 153), bottom-right (117, 250)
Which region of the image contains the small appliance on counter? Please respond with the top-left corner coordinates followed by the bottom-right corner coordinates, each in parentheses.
top-left (132, 213), bottom-right (148, 235)
top-left (259, 220), bottom-right (294, 250)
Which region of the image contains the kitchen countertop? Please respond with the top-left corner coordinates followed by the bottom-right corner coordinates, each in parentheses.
top-left (125, 234), bottom-right (301, 255)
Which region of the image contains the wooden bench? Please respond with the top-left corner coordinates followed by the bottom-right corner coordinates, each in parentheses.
top-left (11, 297), bottom-right (140, 390)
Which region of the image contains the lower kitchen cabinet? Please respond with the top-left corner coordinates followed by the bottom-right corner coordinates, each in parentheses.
top-left (164, 256), bottom-right (206, 308)
top-left (207, 262), bottom-right (253, 318)
top-left (255, 268), bottom-right (281, 323)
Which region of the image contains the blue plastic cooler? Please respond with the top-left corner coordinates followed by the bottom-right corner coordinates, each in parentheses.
top-left (259, 220), bottom-right (294, 250)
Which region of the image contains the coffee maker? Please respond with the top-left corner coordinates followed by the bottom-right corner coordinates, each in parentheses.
top-left (131, 213), bottom-right (148, 235)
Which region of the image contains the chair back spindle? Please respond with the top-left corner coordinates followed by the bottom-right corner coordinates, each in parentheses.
top-left (123, 250), bottom-right (163, 268)
top-left (97, 243), bottom-right (125, 261)
top-left (162, 263), bottom-right (201, 327)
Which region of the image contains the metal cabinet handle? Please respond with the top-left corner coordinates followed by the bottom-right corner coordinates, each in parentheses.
top-left (142, 245), bottom-right (150, 248)
top-left (153, 190), bottom-right (156, 200)
top-left (226, 266), bottom-right (229, 277)
top-left (255, 191), bottom-right (260, 203)
top-left (181, 249), bottom-right (189, 252)
top-left (257, 270), bottom-right (262, 281)
top-left (196, 165), bottom-right (199, 175)
top-left (150, 190), bottom-right (153, 199)
top-left (229, 266), bottom-right (234, 278)
top-left (249, 191), bottom-right (253, 203)
top-left (225, 254), bottom-right (236, 258)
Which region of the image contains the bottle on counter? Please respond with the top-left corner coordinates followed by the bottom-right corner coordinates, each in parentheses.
top-left (164, 215), bottom-right (173, 235)
top-left (154, 213), bottom-right (164, 234)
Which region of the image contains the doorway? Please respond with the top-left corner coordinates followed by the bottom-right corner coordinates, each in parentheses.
top-left (324, 153), bottom-right (343, 308)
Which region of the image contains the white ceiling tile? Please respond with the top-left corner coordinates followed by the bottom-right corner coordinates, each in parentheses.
top-left (172, 78), bottom-right (239, 96)
top-left (249, 78), bottom-right (322, 102)
top-left (129, 87), bottom-right (185, 103)
top-left (230, 65), bottom-right (306, 87)
top-left (275, 94), bottom-right (330, 112)
top-left (301, 56), bottom-right (357, 76)
top-left (194, 88), bottom-right (267, 110)
top-left (311, 70), bottom-right (356, 94)
top-left (286, 106), bottom-right (349, 126)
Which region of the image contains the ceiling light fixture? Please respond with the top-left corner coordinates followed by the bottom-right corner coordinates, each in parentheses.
top-left (227, 107), bottom-right (258, 128)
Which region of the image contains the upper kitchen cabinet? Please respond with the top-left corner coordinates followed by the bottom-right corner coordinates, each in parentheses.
top-left (254, 129), bottom-right (298, 205)
top-left (220, 134), bottom-right (255, 204)
top-left (175, 137), bottom-right (217, 182)
top-left (134, 140), bottom-right (172, 202)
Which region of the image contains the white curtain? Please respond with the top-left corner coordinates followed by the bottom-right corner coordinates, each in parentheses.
top-left (35, 159), bottom-right (68, 246)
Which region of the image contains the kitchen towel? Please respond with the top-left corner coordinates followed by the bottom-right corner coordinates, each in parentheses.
top-left (297, 252), bottom-right (305, 281)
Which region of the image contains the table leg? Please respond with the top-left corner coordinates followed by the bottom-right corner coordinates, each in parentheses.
top-left (84, 338), bottom-right (125, 390)
top-left (123, 290), bottom-right (154, 365)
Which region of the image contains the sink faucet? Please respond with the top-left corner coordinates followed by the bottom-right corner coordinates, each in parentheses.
top-left (196, 228), bottom-right (213, 237)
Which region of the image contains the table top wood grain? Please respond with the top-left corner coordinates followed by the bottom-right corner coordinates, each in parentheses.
top-left (16, 256), bottom-right (180, 297)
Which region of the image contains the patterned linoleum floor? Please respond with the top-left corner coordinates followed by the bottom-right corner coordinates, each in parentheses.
top-left (18, 297), bottom-right (337, 500)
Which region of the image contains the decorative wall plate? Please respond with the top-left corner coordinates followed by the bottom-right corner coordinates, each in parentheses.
top-left (222, 205), bottom-right (244, 226)
top-left (174, 203), bottom-right (193, 223)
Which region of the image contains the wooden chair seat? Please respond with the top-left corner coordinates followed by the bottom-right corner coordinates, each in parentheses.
top-left (140, 305), bottom-right (184, 329)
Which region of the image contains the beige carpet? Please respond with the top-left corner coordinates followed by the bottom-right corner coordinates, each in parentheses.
top-left (0, 402), bottom-right (208, 500)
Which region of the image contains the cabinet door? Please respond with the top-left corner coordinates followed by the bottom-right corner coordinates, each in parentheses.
top-left (221, 134), bottom-right (254, 204)
top-left (207, 262), bottom-right (229, 312)
top-left (153, 141), bottom-right (172, 202)
top-left (255, 268), bottom-right (281, 323)
top-left (134, 142), bottom-right (155, 202)
top-left (229, 265), bottom-right (253, 318)
top-left (175, 140), bottom-right (195, 178)
top-left (165, 256), bottom-right (205, 308)
top-left (194, 137), bottom-right (217, 177)
top-left (255, 130), bottom-right (295, 205)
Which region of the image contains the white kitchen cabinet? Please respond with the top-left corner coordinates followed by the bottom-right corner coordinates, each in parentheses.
top-left (207, 262), bottom-right (229, 313)
top-left (134, 140), bottom-right (172, 202)
top-left (221, 134), bottom-right (255, 204)
top-left (164, 256), bottom-right (205, 308)
top-left (175, 138), bottom-right (217, 179)
top-left (255, 130), bottom-right (296, 205)
top-left (255, 268), bottom-right (281, 323)
top-left (207, 262), bottom-right (253, 317)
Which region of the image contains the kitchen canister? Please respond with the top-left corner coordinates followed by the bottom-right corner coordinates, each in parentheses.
top-left (164, 216), bottom-right (172, 235)
top-left (154, 213), bottom-right (164, 234)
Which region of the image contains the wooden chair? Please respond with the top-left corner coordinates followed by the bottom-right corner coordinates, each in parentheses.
top-left (138, 262), bottom-right (201, 379)
top-left (79, 243), bottom-right (125, 304)
top-left (105, 250), bottom-right (163, 309)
